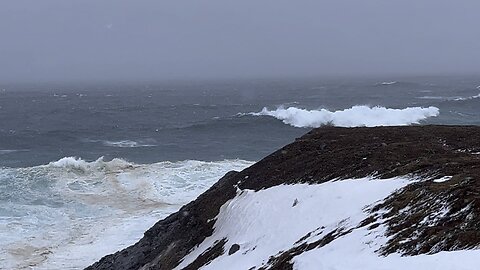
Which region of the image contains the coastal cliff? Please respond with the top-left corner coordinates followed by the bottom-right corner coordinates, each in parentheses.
top-left (87, 125), bottom-right (480, 270)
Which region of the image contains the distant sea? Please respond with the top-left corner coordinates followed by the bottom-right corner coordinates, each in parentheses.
top-left (1, 76), bottom-right (479, 269)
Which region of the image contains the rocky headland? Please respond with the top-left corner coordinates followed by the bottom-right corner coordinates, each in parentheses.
top-left (87, 125), bottom-right (480, 270)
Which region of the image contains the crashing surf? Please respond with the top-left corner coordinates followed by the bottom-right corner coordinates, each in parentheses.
top-left (249, 105), bottom-right (440, 128)
top-left (0, 157), bottom-right (253, 269)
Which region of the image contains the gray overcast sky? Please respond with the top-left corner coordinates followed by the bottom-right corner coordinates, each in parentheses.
top-left (1, 0), bottom-right (480, 82)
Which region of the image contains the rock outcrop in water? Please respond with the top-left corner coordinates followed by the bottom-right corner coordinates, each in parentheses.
top-left (87, 125), bottom-right (480, 270)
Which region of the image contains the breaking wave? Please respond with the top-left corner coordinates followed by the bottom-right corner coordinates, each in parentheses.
top-left (250, 105), bottom-right (440, 128)
top-left (377, 81), bottom-right (398, 85)
top-left (0, 157), bottom-right (254, 269)
top-left (374, 81), bottom-right (421, 87)
top-left (48, 156), bottom-right (134, 172)
top-left (102, 140), bottom-right (157, 148)
top-left (453, 93), bottom-right (480, 101)
top-left (416, 93), bottom-right (480, 101)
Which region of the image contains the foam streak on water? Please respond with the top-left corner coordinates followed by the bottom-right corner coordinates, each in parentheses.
top-left (0, 157), bottom-right (253, 269)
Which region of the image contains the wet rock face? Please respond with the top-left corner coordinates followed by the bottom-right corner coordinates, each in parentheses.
top-left (87, 125), bottom-right (480, 270)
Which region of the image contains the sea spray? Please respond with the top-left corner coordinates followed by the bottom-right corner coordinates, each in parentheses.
top-left (0, 158), bottom-right (253, 269)
top-left (249, 105), bottom-right (439, 128)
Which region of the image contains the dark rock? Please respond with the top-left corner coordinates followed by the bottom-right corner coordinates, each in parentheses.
top-left (260, 228), bottom-right (353, 270)
top-left (228, 244), bottom-right (240, 255)
top-left (182, 238), bottom-right (227, 270)
top-left (292, 198), bottom-right (299, 207)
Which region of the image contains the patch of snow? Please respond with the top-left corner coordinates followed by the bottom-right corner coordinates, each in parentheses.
top-left (177, 176), bottom-right (480, 270)
top-left (293, 225), bottom-right (480, 270)
top-left (455, 149), bottom-right (480, 155)
top-left (433, 176), bottom-right (453, 183)
top-left (418, 200), bottom-right (451, 227)
top-left (176, 177), bottom-right (412, 269)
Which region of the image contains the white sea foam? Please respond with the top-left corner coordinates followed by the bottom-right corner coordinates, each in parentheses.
top-left (418, 93), bottom-right (480, 101)
top-left (417, 96), bottom-right (461, 100)
top-left (453, 93), bottom-right (480, 101)
top-left (102, 140), bottom-right (157, 148)
top-left (83, 139), bottom-right (157, 148)
top-left (379, 81), bottom-right (398, 85)
top-left (250, 105), bottom-right (439, 128)
top-left (0, 149), bottom-right (25, 155)
top-left (0, 157), bottom-right (254, 269)
top-left (48, 156), bottom-right (136, 174)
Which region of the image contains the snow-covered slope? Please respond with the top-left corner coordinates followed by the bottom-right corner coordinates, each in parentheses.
top-left (176, 178), bottom-right (410, 269)
top-left (176, 177), bottom-right (480, 270)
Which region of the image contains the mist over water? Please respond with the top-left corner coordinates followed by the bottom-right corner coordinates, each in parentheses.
top-left (2, 1), bottom-right (480, 82)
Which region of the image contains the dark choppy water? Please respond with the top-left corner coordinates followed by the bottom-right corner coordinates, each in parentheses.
top-left (0, 76), bottom-right (479, 269)
top-left (1, 76), bottom-right (479, 167)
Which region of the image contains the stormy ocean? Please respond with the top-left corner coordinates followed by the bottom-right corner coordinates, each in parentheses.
top-left (1, 76), bottom-right (479, 269)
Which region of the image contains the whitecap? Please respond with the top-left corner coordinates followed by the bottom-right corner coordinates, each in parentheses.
top-left (249, 105), bottom-right (439, 128)
top-left (0, 150), bottom-right (21, 155)
top-left (102, 140), bottom-right (157, 148)
top-left (374, 81), bottom-right (398, 86)
top-left (379, 81), bottom-right (397, 85)
top-left (47, 156), bottom-right (134, 173)
top-left (84, 139), bottom-right (157, 148)
top-left (453, 93), bottom-right (480, 101)
top-left (416, 96), bottom-right (456, 100)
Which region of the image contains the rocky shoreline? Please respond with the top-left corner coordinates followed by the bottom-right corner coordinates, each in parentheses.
top-left (87, 125), bottom-right (480, 270)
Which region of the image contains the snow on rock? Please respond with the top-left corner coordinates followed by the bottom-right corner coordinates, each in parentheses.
top-left (176, 177), bottom-right (412, 269)
top-left (433, 176), bottom-right (453, 183)
top-left (293, 228), bottom-right (480, 270)
top-left (176, 177), bottom-right (480, 270)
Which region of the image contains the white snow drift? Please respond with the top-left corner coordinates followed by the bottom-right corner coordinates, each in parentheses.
top-left (176, 177), bottom-right (480, 270)
top-left (251, 105), bottom-right (440, 128)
